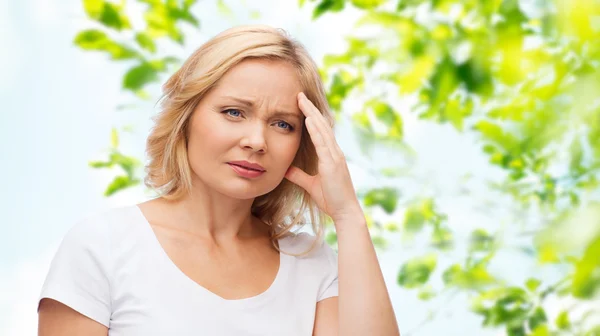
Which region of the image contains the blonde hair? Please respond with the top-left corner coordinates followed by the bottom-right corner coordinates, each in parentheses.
top-left (144, 25), bottom-right (335, 252)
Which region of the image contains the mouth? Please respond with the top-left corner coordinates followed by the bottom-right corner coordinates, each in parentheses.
top-left (227, 163), bottom-right (266, 178)
top-left (226, 161), bottom-right (266, 172)
top-left (227, 163), bottom-right (264, 172)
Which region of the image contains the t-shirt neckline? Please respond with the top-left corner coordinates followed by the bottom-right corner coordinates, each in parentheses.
top-left (130, 204), bottom-right (290, 308)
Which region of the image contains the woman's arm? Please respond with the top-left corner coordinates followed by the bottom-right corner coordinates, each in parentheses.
top-left (287, 92), bottom-right (399, 335)
top-left (335, 214), bottom-right (400, 335)
top-left (313, 297), bottom-right (339, 335)
top-left (313, 217), bottom-right (399, 336)
top-left (38, 298), bottom-right (108, 336)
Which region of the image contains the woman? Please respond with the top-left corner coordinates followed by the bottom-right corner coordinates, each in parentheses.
top-left (38, 25), bottom-right (399, 335)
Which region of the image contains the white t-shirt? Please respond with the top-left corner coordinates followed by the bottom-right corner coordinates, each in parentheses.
top-left (38, 205), bottom-right (339, 335)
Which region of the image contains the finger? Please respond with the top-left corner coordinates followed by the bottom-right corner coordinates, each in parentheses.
top-left (297, 92), bottom-right (318, 118)
top-left (298, 92), bottom-right (330, 130)
top-left (298, 93), bottom-right (344, 160)
top-left (298, 93), bottom-right (341, 153)
top-left (284, 165), bottom-right (314, 191)
top-left (305, 117), bottom-right (335, 165)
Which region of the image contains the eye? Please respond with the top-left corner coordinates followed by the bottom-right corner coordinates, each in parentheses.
top-left (222, 109), bottom-right (242, 118)
top-left (275, 121), bottom-right (294, 131)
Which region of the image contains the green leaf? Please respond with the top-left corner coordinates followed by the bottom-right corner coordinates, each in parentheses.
top-left (366, 99), bottom-right (404, 139)
top-left (144, 2), bottom-right (187, 44)
top-left (350, 0), bottom-right (385, 9)
top-left (474, 120), bottom-right (519, 152)
top-left (98, 2), bottom-right (131, 31)
top-left (530, 324), bottom-right (550, 336)
top-left (109, 152), bottom-right (140, 177)
top-left (89, 160), bottom-right (113, 168)
top-left (431, 227), bottom-right (453, 250)
top-left (123, 62), bottom-right (161, 92)
top-left (419, 56), bottom-right (459, 118)
top-left (472, 286), bottom-right (531, 327)
top-left (393, 54), bottom-right (436, 93)
top-left (104, 175), bottom-right (140, 196)
top-left (73, 29), bottom-right (139, 60)
top-left (352, 110), bottom-right (372, 130)
top-left (572, 235), bottom-right (600, 298)
top-left (442, 96), bottom-right (473, 131)
top-left (397, 254), bottom-right (437, 288)
top-left (479, 0), bottom-right (503, 17)
top-left (443, 263), bottom-right (496, 289)
top-left (470, 229), bottom-right (495, 252)
top-left (83, 0), bottom-right (104, 18)
top-left (83, 1), bottom-right (131, 31)
top-left (366, 100), bottom-right (397, 127)
top-left (498, 0), bottom-right (529, 28)
top-left (380, 167), bottom-right (405, 177)
top-left (506, 326), bottom-right (526, 336)
top-left (528, 307), bottom-right (547, 331)
top-left (135, 32), bottom-right (157, 53)
top-left (73, 29), bottom-right (106, 45)
top-left (313, 0), bottom-right (345, 19)
top-left (396, 0), bottom-right (422, 11)
top-left (110, 128), bottom-right (119, 148)
top-left (403, 207), bottom-right (425, 233)
top-left (363, 187), bottom-right (399, 214)
top-left (417, 286), bottom-right (436, 300)
top-left (456, 59), bottom-right (493, 96)
top-left (525, 278), bottom-right (541, 292)
top-left (166, 3), bottom-right (200, 27)
top-left (183, 0), bottom-right (199, 8)
top-left (384, 222), bottom-right (399, 232)
top-left (555, 311), bottom-right (571, 330)
top-left (328, 71), bottom-right (362, 111)
top-left (507, 326), bottom-right (525, 336)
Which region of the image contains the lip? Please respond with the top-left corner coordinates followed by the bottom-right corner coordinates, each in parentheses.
top-left (227, 163), bottom-right (265, 178)
top-left (227, 160), bottom-right (266, 172)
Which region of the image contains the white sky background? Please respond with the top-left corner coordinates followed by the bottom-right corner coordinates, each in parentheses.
top-left (0, 0), bottom-right (577, 335)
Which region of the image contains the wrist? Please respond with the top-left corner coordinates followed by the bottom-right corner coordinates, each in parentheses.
top-left (332, 208), bottom-right (367, 230)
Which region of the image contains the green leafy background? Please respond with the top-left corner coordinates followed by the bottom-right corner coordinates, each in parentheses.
top-left (72, 0), bottom-right (600, 334)
top-left (3, 0), bottom-right (600, 335)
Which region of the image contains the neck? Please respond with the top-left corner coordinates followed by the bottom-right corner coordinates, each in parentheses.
top-left (164, 180), bottom-right (265, 243)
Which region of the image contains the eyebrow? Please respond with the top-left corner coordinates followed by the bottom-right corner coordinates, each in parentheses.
top-left (221, 96), bottom-right (303, 121)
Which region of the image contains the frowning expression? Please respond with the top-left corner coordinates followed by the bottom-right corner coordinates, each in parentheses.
top-left (186, 58), bottom-right (304, 199)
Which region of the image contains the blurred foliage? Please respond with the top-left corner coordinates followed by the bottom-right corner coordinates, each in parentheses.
top-left (76, 0), bottom-right (600, 334)
top-left (88, 127), bottom-right (142, 196)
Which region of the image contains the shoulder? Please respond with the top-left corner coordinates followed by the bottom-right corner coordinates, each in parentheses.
top-left (38, 208), bottom-right (139, 328)
top-left (69, 205), bottom-right (140, 233)
top-left (46, 205), bottom-right (144, 282)
top-left (280, 232), bottom-right (337, 265)
top-left (280, 232), bottom-right (339, 300)
top-left (60, 205), bottom-right (141, 250)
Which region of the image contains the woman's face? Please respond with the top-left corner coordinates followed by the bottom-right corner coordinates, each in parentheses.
top-left (186, 58), bottom-right (305, 199)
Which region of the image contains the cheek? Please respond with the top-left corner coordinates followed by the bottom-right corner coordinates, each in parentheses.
top-left (189, 117), bottom-right (230, 150)
top-left (270, 136), bottom-right (302, 164)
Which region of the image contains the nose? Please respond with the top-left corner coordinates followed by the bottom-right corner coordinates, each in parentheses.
top-left (240, 124), bottom-right (267, 153)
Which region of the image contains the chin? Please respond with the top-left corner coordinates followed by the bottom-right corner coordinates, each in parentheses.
top-left (215, 179), bottom-right (280, 200)
top-left (192, 166), bottom-right (283, 199)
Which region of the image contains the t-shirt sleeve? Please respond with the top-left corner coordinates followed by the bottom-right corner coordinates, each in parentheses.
top-left (317, 238), bottom-right (339, 302)
top-left (38, 216), bottom-right (112, 327)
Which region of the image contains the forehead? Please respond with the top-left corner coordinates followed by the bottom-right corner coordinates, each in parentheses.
top-left (210, 59), bottom-right (303, 104)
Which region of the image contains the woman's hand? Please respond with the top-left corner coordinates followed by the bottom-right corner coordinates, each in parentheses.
top-left (284, 92), bottom-right (364, 224)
